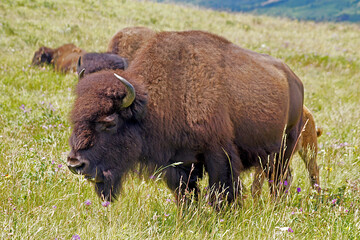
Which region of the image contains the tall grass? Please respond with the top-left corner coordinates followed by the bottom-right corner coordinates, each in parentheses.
top-left (1, 0), bottom-right (359, 239)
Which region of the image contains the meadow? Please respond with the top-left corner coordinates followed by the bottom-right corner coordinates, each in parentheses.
top-left (1, 0), bottom-right (360, 239)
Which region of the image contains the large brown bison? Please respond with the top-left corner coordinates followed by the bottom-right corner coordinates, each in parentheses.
top-left (107, 26), bottom-right (156, 62)
top-left (32, 43), bottom-right (86, 73)
top-left (77, 53), bottom-right (128, 78)
top-left (251, 105), bottom-right (322, 198)
top-left (67, 30), bottom-right (304, 204)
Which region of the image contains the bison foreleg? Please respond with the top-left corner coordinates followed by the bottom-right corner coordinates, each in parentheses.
top-left (164, 163), bottom-right (203, 203)
top-left (204, 143), bottom-right (243, 206)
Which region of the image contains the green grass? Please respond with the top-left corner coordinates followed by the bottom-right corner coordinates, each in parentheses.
top-left (1, 0), bottom-right (360, 239)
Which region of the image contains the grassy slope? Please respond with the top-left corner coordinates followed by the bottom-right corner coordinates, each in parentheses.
top-left (1, 0), bottom-right (360, 239)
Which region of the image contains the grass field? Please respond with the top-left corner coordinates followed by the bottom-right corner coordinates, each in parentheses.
top-left (1, 0), bottom-right (360, 239)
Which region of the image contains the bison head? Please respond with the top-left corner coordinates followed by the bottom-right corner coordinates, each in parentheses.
top-left (76, 53), bottom-right (128, 80)
top-left (67, 71), bottom-right (148, 201)
top-left (31, 46), bottom-right (54, 66)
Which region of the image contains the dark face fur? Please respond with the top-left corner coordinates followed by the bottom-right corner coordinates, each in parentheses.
top-left (67, 71), bottom-right (147, 201)
top-left (31, 47), bottom-right (54, 65)
top-left (68, 113), bottom-right (143, 201)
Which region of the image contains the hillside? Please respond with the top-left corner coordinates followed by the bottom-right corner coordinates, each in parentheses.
top-left (155, 0), bottom-right (360, 22)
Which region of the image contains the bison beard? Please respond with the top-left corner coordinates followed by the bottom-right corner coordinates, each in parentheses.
top-left (67, 30), bottom-right (304, 205)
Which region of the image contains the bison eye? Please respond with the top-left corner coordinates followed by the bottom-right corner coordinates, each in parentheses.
top-left (96, 114), bottom-right (120, 133)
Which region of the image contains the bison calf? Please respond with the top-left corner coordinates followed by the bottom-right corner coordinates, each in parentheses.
top-left (251, 106), bottom-right (322, 198)
top-left (32, 43), bottom-right (86, 73)
top-left (67, 30), bottom-right (304, 205)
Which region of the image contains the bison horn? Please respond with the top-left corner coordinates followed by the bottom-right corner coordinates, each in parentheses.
top-left (77, 56), bottom-right (81, 69)
top-left (78, 68), bottom-right (85, 79)
top-left (114, 73), bottom-right (136, 108)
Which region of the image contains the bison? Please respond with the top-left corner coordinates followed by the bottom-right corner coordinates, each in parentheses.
top-left (32, 43), bottom-right (86, 73)
top-left (67, 30), bottom-right (304, 204)
top-left (76, 53), bottom-right (128, 79)
top-left (107, 26), bottom-right (156, 62)
top-left (251, 105), bottom-right (322, 198)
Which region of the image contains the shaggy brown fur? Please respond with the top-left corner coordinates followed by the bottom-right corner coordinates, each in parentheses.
top-left (32, 43), bottom-right (86, 73)
top-left (107, 26), bottom-right (156, 62)
top-left (77, 53), bottom-right (128, 78)
top-left (251, 106), bottom-right (322, 198)
top-left (67, 30), bottom-right (304, 204)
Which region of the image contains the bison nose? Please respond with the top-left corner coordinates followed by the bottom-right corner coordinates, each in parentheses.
top-left (67, 152), bottom-right (89, 175)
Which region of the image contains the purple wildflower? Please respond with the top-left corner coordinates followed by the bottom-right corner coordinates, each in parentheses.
top-left (19, 104), bottom-right (31, 113)
top-left (164, 213), bottom-right (169, 217)
top-left (288, 227), bottom-right (294, 233)
top-left (332, 199), bottom-right (337, 205)
top-left (51, 160), bottom-right (55, 164)
top-left (84, 200), bottom-right (92, 206)
top-left (149, 175), bottom-right (155, 179)
top-left (284, 180), bottom-right (288, 186)
top-left (102, 201), bottom-right (110, 207)
top-left (58, 164), bottom-right (62, 168)
top-left (72, 234), bottom-right (81, 240)
top-left (166, 199), bottom-right (171, 202)
top-left (53, 205), bottom-right (57, 209)
top-left (297, 187), bottom-right (301, 193)
top-left (220, 219), bottom-right (224, 222)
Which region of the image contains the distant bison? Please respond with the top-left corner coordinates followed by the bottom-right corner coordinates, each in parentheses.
top-left (77, 53), bottom-right (128, 78)
top-left (32, 43), bottom-right (86, 73)
top-left (107, 26), bottom-right (156, 62)
top-left (67, 30), bottom-right (304, 204)
top-left (252, 106), bottom-right (322, 198)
